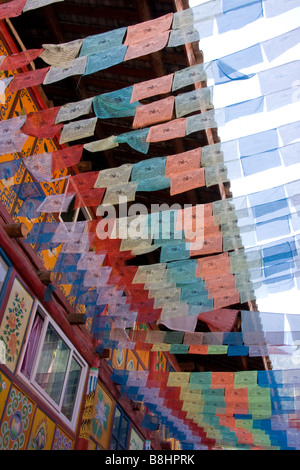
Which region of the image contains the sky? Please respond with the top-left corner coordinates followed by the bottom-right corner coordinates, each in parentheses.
top-left (189, 0), bottom-right (300, 316)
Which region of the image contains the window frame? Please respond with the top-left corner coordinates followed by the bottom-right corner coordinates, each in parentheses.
top-left (17, 301), bottom-right (88, 431)
top-left (110, 405), bottom-right (130, 450)
top-left (0, 248), bottom-right (12, 304)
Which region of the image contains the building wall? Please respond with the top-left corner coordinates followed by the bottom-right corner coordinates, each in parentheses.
top-left (0, 23), bottom-right (171, 451)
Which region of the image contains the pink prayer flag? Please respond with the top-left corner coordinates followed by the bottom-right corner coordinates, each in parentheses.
top-left (146, 117), bottom-right (186, 143)
top-left (169, 167), bottom-right (205, 196)
top-left (132, 95), bottom-right (175, 129)
top-left (74, 188), bottom-right (105, 208)
top-left (124, 13), bottom-right (173, 46)
top-left (0, 0), bottom-right (26, 20)
top-left (165, 147), bottom-right (201, 176)
top-left (21, 106), bottom-right (63, 138)
top-left (52, 144), bottom-right (84, 172)
top-left (198, 308), bottom-right (240, 332)
top-left (9, 66), bottom-right (50, 93)
top-left (0, 49), bottom-right (43, 71)
top-left (131, 73), bottom-right (174, 103)
top-left (124, 31), bottom-right (170, 62)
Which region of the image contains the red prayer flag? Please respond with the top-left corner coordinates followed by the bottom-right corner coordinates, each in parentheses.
top-left (9, 66), bottom-right (50, 93)
top-left (52, 144), bottom-right (84, 172)
top-left (134, 342), bottom-right (152, 351)
top-left (74, 188), bottom-right (105, 208)
top-left (0, 49), bottom-right (43, 71)
top-left (21, 106), bottom-right (63, 138)
top-left (67, 171), bottom-right (99, 193)
top-left (132, 95), bottom-right (175, 129)
top-left (131, 73), bottom-right (174, 103)
top-left (0, 0), bottom-right (26, 20)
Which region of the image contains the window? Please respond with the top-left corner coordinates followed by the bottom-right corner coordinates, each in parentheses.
top-left (0, 251), bottom-right (10, 297)
top-left (19, 304), bottom-right (88, 429)
top-left (110, 407), bottom-right (129, 450)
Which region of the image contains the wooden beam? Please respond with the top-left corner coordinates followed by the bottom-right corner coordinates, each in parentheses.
top-left (55, 3), bottom-right (140, 22)
top-left (3, 223), bottom-right (28, 238)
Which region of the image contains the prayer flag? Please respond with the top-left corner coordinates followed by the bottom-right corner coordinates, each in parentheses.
top-left (0, 49), bottom-right (43, 71)
top-left (132, 96), bottom-right (175, 129)
top-left (52, 144), bottom-right (84, 172)
top-left (124, 31), bottom-right (170, 62)
top-left (131, 73), bottom-right (174, 103)
top-left (146, 117), bottom-right (186, 143)
top-left (21, 107), bottom-right (63, 138)
top-left (124, 13), bottom-right (173, 46)
top-left (40, 39), bottom-right (83, 68)
top-left (9, 66), bottom-right (50, 93)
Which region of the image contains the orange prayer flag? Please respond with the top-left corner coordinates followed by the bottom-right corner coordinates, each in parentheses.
top-left (205, 274), bottom-right (237, 294)
top-left (132, 95), bottom-right (175, 129)
top-left (21, 106), bottom-right (63, 138)
top-left (196, 252), bottom-right (230, 279)
top-left (213, 291), bottom-right (240, 309)
top-left (52, 144), bottom-right (84, 172)
top-left (146, 116), bottom-right (186, 143)
top-left (9, 66), bottom-right (50, 93)
top-left (189, 345), bottom-right (209, 354)
top-left (224, 388), bottom-right (248, 402)
top-left (218, 416), bottom-right (236, 428)
top-left (170, 167), bottom-right (205, 196)
top-left (189, 232), bottom-right (223, 256)
top-left (0, 49), bottom-right (43, 71)
top-left (165, 147), bottom-right (202, 176)
top-left (131, 73), bottom-right (174, 103)
top-left (124, 13), bottom-right (173, 46)
top-left (211, 372), bottom-right (235, 389)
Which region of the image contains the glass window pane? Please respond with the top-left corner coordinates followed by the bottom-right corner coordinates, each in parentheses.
top-left (35, 323), bottom-right (70, 405)
top-left (110, 437), bottom-right (118, 450)
top-left (61, 357), bottom-right (82, 420)
top-left (20, 312), bottom-right (44, 379)
top-left (112, 408), bottom-right (121, 435)
top-left (0, 255), bottom-right (9, 293)
top-left (119, 416), bottom-right (128, 447)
